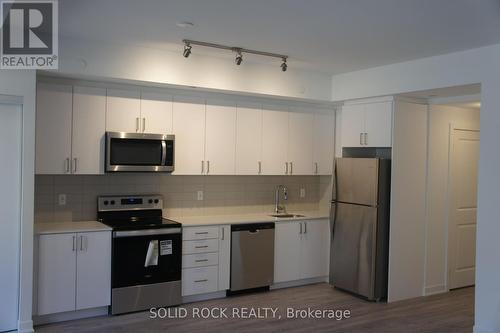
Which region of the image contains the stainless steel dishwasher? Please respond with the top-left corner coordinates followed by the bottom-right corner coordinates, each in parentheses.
top-left (230, 223), bottom-right (275, 292)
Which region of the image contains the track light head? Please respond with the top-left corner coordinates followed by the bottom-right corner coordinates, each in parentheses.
top-left (183, 43), bottom-right (192, 58)
top-left (235, 49), bottom-right (243, 65)
top-left (281, 58), bottom-right (287, 72)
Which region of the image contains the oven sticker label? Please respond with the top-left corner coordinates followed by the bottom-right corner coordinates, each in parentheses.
top-left (160, 240), bottom-right (172, 255)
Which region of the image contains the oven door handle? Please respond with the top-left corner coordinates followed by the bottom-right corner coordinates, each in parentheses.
top-left (113, 228), bottom-right (182, 238)
top-left (161, 140), bottom-right (167, 166)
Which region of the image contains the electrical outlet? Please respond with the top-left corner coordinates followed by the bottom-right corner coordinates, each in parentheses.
top-left (300, 188), bottom-right (306, 198)
top-left (58, 194), bottom-right (67, 206)
top-left (197, 190), bottom-right (204, 201)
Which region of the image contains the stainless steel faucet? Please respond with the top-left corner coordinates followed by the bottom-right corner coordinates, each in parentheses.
top-left (274, 185), bottom-right (288, 214)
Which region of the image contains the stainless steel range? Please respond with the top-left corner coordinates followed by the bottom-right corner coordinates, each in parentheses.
top-left (97, 195), bottom-right (182, 315)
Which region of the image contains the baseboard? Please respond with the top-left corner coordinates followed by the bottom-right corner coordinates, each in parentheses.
top-left (474, 325), bottom-right (497, 333)
top-left (18, 319), bottom-right (34, 333)
top-left (424, 284), bottom-right (447, 296)
top-left (33, 307), bottom-right (108, 326)
top-left (270, 276), bottom-right (328, 290)
top-left (182, 290), bottom-right (227, 304)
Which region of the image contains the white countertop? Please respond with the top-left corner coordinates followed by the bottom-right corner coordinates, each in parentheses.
top-left (168, 210), bottom-right (329, 226)
top-left (35, 221), bottom-right (112, 235)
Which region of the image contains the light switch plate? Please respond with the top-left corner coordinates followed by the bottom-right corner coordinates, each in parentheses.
top-left (58, 194), bottom-right (67, 206)
top-left (300, 188), bottom-right (306, 198)
top-left (197, 190), bottom-right (204, 201)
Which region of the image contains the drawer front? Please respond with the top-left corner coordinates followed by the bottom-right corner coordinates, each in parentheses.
top-left (182, 266), bottom-right (218, 296)
top-left (182, 239), bottom-right (219, 254)
top-left (182, 253), bottom-right (219, 268)
top-left (183, 226), bottom-right (219, 240)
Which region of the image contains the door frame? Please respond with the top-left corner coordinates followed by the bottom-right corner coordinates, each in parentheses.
top-left (445, 124), bottom-right (480, 291)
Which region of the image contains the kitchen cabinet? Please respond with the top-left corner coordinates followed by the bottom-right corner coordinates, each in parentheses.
top-left (313, 111), bottom-right (335, 175)
top-left (37, 231), bottom-right (111, 315)
top-left (106, 88), bottom-right (141, 133)
top-left (340, 101), bottom-right (392, 147)
top-left (35, 83), bottom-right (73, 174)
top-left (235, 103), bottom-right (263, 175)
top-left (205, 100), bottom-right (237, 175)
top-left (262, 105), bottom-right (289, 175)
top-left (274, 219), bottom-right (330, 283)
top-left (288, 109), bottom-right (314, 175)
top-left (140, 91), bottom-right (173, 134)
top-left (172, 96), bottom-right (206, 175)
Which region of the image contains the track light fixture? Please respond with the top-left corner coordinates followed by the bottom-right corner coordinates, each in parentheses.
top-left (182, 39), bottom-right (288, 71)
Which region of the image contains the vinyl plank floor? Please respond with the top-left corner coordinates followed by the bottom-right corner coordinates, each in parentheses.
top-left (36, 283), bottom-right (474, 333)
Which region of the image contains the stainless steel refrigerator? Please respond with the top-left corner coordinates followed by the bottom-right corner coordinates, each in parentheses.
top-left (329, 157), bottom-right (391, 301)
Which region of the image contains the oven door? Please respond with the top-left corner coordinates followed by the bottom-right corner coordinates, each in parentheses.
top-left (106, 132), bottom-right (174, 172)
top-left (112, 228), bottom-right (182, 288)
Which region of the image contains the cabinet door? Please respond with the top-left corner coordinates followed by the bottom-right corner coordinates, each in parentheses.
top-left (235, 103), bottom-right (262, 175)
top-left (288, 109), bottom-right (314, 175)
top-left (218, 225), bottom-right (231, 290)
top-left (274, 222), bottom-right (301, 283)
top-left (76, 231), bottom-right (111, 310)
top-left (140, 92), bottom-right (173, 134)
top-left (72, 86), bottom-right (106, 174)
top-left (262, 105), bottom-right (289, 175)
top-left (364, 102), bottom-right (393, 147)
top-left (313, 112), bottom-right (335, 175)
top-left (172, 96), bottom-right (206, 175)
top-left (37, 233), bottom-right (77, 315)
top-left (36, 83), bottom-right (73, 174)
top-left (300, 220), bottom-right (330, 279)
top-left (106, 88), bottom-right (141, 133)
top-left (205, 100), bottom-right (237, 175)
top-left (340, 104), bottom-right (365, 148)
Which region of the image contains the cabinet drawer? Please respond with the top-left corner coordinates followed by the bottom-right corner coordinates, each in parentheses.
top-left (182, 253), bottom-right (219, 268)
top-left (183, 226), bottom-right (219, 240)
top-left (182, 266), bottom-right (218, 296)
top-left (182, 239), bottom-right (219, 254)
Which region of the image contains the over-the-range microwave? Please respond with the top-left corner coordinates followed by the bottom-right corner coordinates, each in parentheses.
top-left (105, 132), bottom-right (175, 172)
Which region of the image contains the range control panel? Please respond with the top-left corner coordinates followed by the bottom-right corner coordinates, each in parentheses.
top-left (97, 195), bottom-right (163, 212)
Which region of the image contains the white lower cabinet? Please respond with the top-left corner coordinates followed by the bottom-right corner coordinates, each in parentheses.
top-left (37, 231), bottom-right (111, 315)
top-left (182, 225), bottom-right (231, 296)
top-left (274, 219), bottom-right (330, 283)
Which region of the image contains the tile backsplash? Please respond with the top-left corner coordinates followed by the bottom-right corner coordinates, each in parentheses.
top-left (35, 174), bottom-right (333, 223)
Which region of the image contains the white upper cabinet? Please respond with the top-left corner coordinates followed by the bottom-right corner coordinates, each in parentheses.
top-left (106, 88), bottom-right (141, 133)
top-left (172, 96), bottom-right (206, 175)
top-left (205, 100), bottom-right (237, 175)
top-left (36, 83), bottom-right (73, 174)
top-left (235, 103), bottom-right (263, 175)
top-left (313, 111), bottom-right (335, 175)
top-left (72, 86), bottom-right (106, 174)
top-left (288, 108), bottom-right (314, 175)
top-left (140, 92), bottom-right (173, 134)
top-left (340, 100), bottom-right (393, 148)
top-left (262, 105), bottom-right (289, 175)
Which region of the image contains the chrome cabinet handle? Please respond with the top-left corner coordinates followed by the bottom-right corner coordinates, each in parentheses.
top-left (65, 158), bottom-right (70, 173)
top-left (221, 227), bottom-right (225, 240)
top-left (359, 133), bottom-right (363, 145)
top-left (195, 232), bottom-right (209, 235)
top-left (290, 162), bottom-right (293, 175)
top-left (304, 222), bottom-right (307, 234)
top-left (79, 235), bottom-right (84, 251)
top-left (142, 118), bottom-right (146, 133)
top-left (73, 158), bottom-right (77, 173)
top-left (207, 160), bottom-right (210, 174)
top-left (195, 245), bottom-right (209, 249)
top-left (136, 117), bottom-right (140, 132)
top-left (195, 259), bottom-right (209, 263)
top-left (315, 162), bottom-right (318, 175)
top-left (72, 235), bottom-right (76, 251)
top-left (258, 161), bottom-right (262, 175)
top-left (194, 279), bottom-right (208, 283)
top-left (285, 162), bottom-right (288, 175)
top-left (364, 132), bottom-right (368, 145)
top-left (299, 222), bottom-right (302, 234)
top-left (201, 161), bottom-right (204, 174)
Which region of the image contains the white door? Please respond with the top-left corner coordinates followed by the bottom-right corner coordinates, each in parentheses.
top-left (36, 83), bottom-right (73, 174)
top-left (72, 86), bottom-right (106, 174)
top-left (313, 111), bottom-right (335, 175)
top-left (0, 102), bottom-right (21, 332)
top-left (140, 92), bottom-right (173, 134)
top-left (205, 100), bottom-right (237, 175)
top-left (274, 222), bottom-right (301, 283)
top-left (37, 233), bottom-right (77, 315)
top-left (106, 88), bottom-right (141, 133)
top-left (172, 96), bottom-right (206, 175)
top-left (448, 129), bottom-right (480, 289)
top-left (340, 104), bottom-right (365, 147)
top-left (300, 220), bottom-right (330, 279)
top-left (288, 109), bottom-right (314, 175)
top-left (364, 102), bottom-right (393, 147)
top-left (76, 231), bottom-right (111, 310)
top-left (262, 105), bottom-right (289, 175)
top-left (235, 103), bottom-right (262, 175)
top-left (218, 225), bottom-right (231, 290)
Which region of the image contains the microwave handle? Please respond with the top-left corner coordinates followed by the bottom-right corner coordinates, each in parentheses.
top-left (161, 140), bottom-right (167, 165)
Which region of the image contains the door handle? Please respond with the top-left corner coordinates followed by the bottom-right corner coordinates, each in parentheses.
top-left (65, 158), bottom-right (70, 173)
top-left (195, 232), bottom-right (209, 235)
top-left (195, 245), bottom-right (209, 249)
top-left (194, 279), bottom-right (208, 283)
top-left (72, 235), bottom-right (76, 251)
top-left (359, 133), bottom-right (363, 145)
top-left (364, 132), bottom-right (368, 145)
top-left (285, 162), bottom-right (289, 175)
top-left (142, 118), bottom-right (146, 133)
top-left (304, 222), bottom-right (307, 234)
top-left (136, 117), bottom-right (140, 132)
top-left (201, 161), bottom-right (204, 174)
top-left (195, 259), bottom-right (209, 263)
top-left (299, 222), bottom-right (302, 234)
top-left (79, 235), bottom-right (84, 251)
top-left (73, 158), bottom-right (77, 173)
top-left (207, 160), bottom-right (210, 174)
top-left (258, 161), bottom-right (262, 175)
top-left (290, 162), bottom-right (293, 175)
top-left (315, 162), bottom-right (318, 175)
top-left (221, 227), bottom-right (225, 240)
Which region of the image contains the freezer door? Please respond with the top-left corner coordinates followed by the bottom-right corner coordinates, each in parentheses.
top-left (334, 158), bottom-right (379, 206)
top-left (330, 202), bottom-right (378, 299)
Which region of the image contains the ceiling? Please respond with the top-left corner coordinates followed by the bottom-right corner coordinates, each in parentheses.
top-left (59, 0), bottom-right (500, 74)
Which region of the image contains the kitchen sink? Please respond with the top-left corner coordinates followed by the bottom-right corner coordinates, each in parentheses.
top-left (269, 214), bottom-right (305, 218)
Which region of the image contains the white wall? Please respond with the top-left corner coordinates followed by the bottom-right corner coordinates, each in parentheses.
top-left (331, 42), bottom-right (500, 333)
top-left (54, 37), bottom-right (332, 101)
top-left (0, 70), bottom-right (37, 333)
top-left (424, 105), bottom-right (480, 295)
